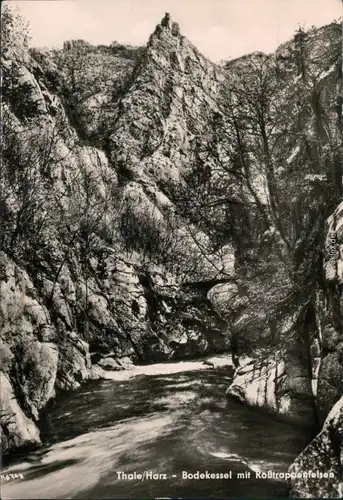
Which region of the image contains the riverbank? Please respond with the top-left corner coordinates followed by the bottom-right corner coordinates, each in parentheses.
top-left (2, 360), bottom-right (312, 499)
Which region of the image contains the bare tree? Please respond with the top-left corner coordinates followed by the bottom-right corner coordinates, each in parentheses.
top-left (170, 25), bottom-right (342, 358)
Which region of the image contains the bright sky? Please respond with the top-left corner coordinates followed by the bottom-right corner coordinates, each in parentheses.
top-left (7, 0), bottom-right (342, 62)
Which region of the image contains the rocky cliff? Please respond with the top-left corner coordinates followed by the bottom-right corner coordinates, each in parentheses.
top-left (221, 23), bottom-right (342, 428)
top-left (1, 9), bottom-right (342, 488)
top-left (319, 200), bottom-right (343, 421)
top-left (220, 23), bottom-right (343, 492)
top-left (0, 12), bottom-right (232, 457)
top-left (286, 200), bottom-right (343, 497)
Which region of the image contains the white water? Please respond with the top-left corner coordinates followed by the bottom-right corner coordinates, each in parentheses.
top-left (100, 355), bottom-right (233, 381)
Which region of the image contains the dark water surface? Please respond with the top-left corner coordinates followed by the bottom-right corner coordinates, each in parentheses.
top-left (2, 362), bottom-right (312, 499)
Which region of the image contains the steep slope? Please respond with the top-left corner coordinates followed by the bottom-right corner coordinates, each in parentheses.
top-left (213, 23), bottom-right (342, 427)
top-left (1, 9), bottom-right (342, 479)
top-left (0, 13), bottom-right (232, 456)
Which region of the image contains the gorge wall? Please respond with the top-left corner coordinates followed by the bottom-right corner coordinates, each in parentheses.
top-left (1, 11), bottom-right (234, 456)
top-left (1, 9), bottom-right (342, 491)
top-left (286, 201), bottom-right (343, 497)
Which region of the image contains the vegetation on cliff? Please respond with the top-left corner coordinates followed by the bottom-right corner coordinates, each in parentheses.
top-left (0, 7), bottom-right (342, 482)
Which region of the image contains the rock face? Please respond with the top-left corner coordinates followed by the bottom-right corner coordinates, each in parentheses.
top-left (227, 354), bottom-right (316, 426)
top-left (1, 11), bottom-right (231, 456)
top-left (0, 245), bottom-right (228, 455)
top-left (1, 373), bottom-right (41, 453)
top-left (317, 201), bottom-right (343, 421)
top-left (222, 23), bottom-right (342, 427)
top-left (287, 203), bottom-right (343, 496)
top-left (226, 198), bottom-right (343, 427)
top-left (288, 397), bottom-right (343, 498)
top-left (1, 8), bottom-right (342, 483)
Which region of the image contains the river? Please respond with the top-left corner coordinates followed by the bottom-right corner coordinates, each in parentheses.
top-left (2, 357), bottom-right (312, 499)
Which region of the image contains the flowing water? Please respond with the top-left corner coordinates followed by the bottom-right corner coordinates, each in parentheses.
top-left (2, 358), bottom-right (312, 499)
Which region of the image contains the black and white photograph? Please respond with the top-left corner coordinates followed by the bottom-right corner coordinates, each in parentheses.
top-left (0, 0), bottom-right (342, 498)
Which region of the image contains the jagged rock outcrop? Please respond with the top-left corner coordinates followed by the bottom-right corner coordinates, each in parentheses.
top-left (288, 397), bottom-right (343, 498)
top-left (1, 7), bottom-right (342, 478)
top-left (0, 12), bottom-right (231, 456)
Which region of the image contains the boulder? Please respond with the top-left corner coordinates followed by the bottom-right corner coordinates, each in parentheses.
top-left (288, 397), bottom-right (343, 498)
top-left (227, 354), bottom-right (316, 426)
top-left (1, 373), bottom-right (41, 455)
top-left (98, 357), bottom-right (123, 371)
top-left (18, 341), bottom-right (59, 419)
